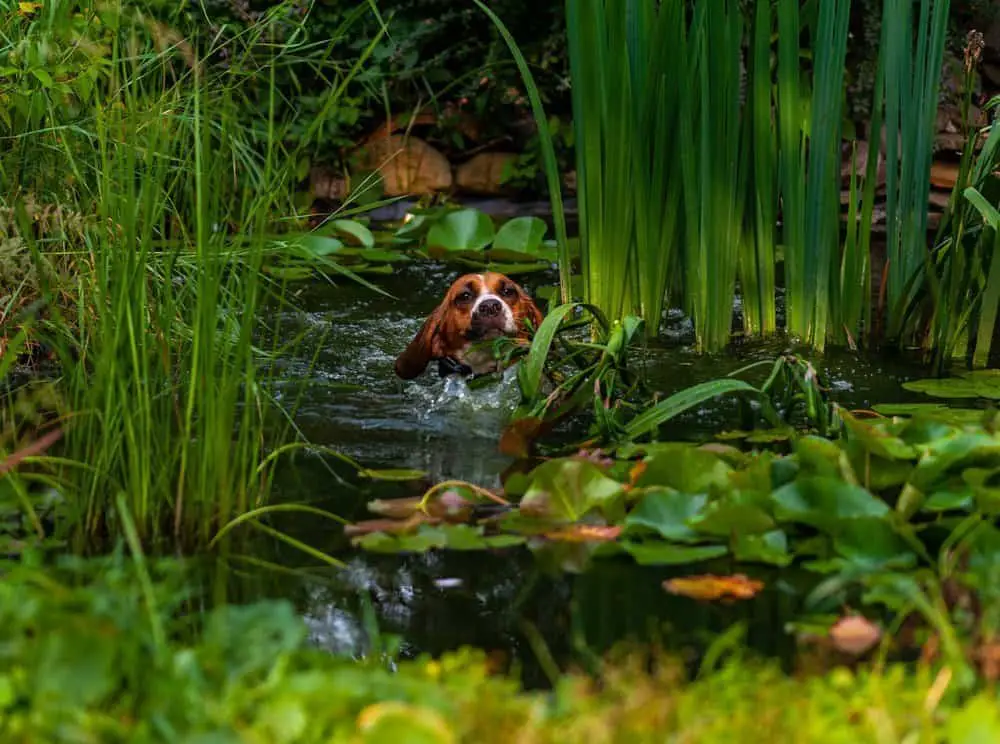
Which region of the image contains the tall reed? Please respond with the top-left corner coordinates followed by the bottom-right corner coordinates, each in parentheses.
top-left (0, 1), bottom-right (379, 550)
top-left (882, 0), bottom-right (952, 338)
top-left (681, 0), bottom-right (745, 352)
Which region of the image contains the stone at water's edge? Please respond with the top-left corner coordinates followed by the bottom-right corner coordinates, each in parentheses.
top-left (454, 152), bottom-right (517, 196)
top-left (360, 134), bottom-right (453, 197)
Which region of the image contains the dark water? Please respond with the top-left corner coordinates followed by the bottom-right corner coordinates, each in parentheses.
top-left (241, 262), bottom-right (933, 684)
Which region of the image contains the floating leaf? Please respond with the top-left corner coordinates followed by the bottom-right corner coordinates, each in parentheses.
top-left (326, 219), bottom-right (375, 248)
top-left (624, 489), bottom-right (707, 543)
top-left (873, 403), bottom-right (985, 425)
top-left (632, 444), bottom-right (732, 493)
top-left (771, 477), bottom-right (889, 528)
top-left (521, 458), bottom-right (625, 522)
top-left (345, 514), bottom-right (433, 538)
top-left (687, 493), bottom-right (775, 536)
top-left (426, 209), bottom-right (495, 252)
top-left (291, 234), bottom-right (344, 258)
top-left (360, 468), bottom-right (428, 482)
top-left (904, 370), bottom-right (1000, 400)
top-left (663, 573), bottom-right (764, 602)
top-left (622, 541), bottom-right (727, 566)
top-left (732, 530), bottom-right (792, 566)
top-left (542, 525), bottom-right (622, 543)
top-left (493, 216), bottom-right (548, 254)
top-left (354, 526), bottom-right (450, 553)
top-left (832, 518), bottom-right (916, 570)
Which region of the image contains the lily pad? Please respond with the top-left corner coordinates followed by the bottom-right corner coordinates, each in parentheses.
top-left (324, 219), bottom-right (375, 248)
top-left (493, 216), bottom-right (548, 254)
top-left (732, 530), bottom-right (792, 566)
top-left (903, 370), bottom-right (1000, 400)
top-left (521, 458), bottom-right (625, 522)
top-left (426, 209), bottom-right (495, 252)
top-left (771, 476), bottom-right (889, 528)
top-left (624, 489), bottom-right (707, 543)
top-left (621, 541), bottom-right (728, 566)
top-left (632, 444), bottom-right (732, 493)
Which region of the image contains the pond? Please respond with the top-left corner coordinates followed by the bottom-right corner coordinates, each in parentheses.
top-left (236, 260), bottom-right (935, 686)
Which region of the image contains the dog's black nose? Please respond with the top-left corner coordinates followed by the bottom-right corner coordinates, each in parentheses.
top-left (474, 298), bottom-right (503, 317)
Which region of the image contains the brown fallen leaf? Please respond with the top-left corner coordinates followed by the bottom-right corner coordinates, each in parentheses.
top-left (343, 513), bottom-right (436, 538)
top-left (829, 615), bottom-right (882, 656)
top-left (367, 497), bottom-right (423, 520)
top-left (663, 574), bottom-right (764, 602)
top-left (542, 524), bottom-right (622, 543)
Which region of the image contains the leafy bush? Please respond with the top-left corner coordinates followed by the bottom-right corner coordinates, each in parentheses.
top-left (1, 553), bottom-right (998, 743)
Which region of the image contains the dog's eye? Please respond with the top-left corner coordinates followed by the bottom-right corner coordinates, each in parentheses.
top-left (456, 291), bottom-right (473, 304)
top-left (500, 285), bottom-right (516, 298)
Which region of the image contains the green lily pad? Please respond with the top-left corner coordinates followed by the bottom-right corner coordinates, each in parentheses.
top-left (633, 444), bottom-right (732, 493)
top-left (903, 370), bottom-right (1000, 400)
top-left (521, 458), bottom-right (625, 522)
top-left (732, 530), bottom-right (792, 566)
top-left (324, 219), bottom-right (375, 248)
top-left (688, 494), bottom-right (775, 536)
top-left (832, 518), bottom-right (916, 571)
top-left (624, 488), bottom-right (706, 543)
top-left (426, 208), bottom-right (495, 252)
top-left (771, 476), bottom-right (890, 528)
top-left (493, 216), bottom-right (548, 254)
top-left (290, 234), bottom-right (344, 258)
top-left (621, 541), bottom-right (728, 566)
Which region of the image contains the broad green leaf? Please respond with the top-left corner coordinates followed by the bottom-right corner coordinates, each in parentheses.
top-left (328, 219), bottom-right (376, 248)
top-left (688, 494), bottom-right (775, 536)
top-left (832, 518), bottom-right (916, 570)
top-left (771, 477), bottom-right (889, 528)
top-left (733, 530), bottom-right (792, 566)
top-left (521, 458), bottom-right (625, 522)
top-left (622, 541), bottom-right (728, 566)
top-left (634, 444), bottom-right (732, 493)
top-left (493, 216), bottom-right (548, 253)
top-left (624, 488), bottom-right (707, 542)
top-left (426, 208), bottom-right (495, 252)
top-left (291, 234), bottom-right (344, 258)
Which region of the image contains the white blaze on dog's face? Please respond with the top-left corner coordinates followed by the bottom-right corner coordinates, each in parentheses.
top-left (394, 271), bottom-right (544, 379)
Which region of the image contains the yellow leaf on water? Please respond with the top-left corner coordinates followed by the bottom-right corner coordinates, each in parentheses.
top-left (663, 574), bottom-right (764, 602)
top-left (543, 524), bottom-right (622, 543)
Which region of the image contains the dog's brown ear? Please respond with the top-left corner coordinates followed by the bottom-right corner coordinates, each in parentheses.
top-left (395, 304), bottom-right (446, 380)
top-left (520, 297), bottom-right (545, 335)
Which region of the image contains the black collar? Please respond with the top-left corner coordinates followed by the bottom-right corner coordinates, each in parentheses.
top-left (437, 357), bottom-right (474, 378)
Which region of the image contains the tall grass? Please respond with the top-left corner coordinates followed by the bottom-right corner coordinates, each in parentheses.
top-left (682, 0), bottom-right (745, 352)
top-left (882, 0), bottom-right (952, 340)
top-left (0, 1), bottom-right (380, 550)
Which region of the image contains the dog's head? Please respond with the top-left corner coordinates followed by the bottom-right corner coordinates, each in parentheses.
top-left (394, 272), bottom-right (544, 379)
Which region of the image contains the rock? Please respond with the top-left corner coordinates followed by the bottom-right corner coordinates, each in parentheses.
top-left (359, 135), bottom-right (453, 196)
top-left (930, 160), bottom-right (961, 190)
top-left (309, 166), bottom-right (347, 200)
top-left (454, 152), bottom-right (517, 195)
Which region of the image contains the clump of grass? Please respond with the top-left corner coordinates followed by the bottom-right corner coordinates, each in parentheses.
top-left (0, 1), bottom-right (381, 552)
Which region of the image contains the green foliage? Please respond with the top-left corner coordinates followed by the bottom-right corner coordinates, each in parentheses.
top-left (2, 554), bottom-right (999, 742)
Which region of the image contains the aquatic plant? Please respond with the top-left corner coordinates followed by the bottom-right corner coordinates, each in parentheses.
top-left (3, 553), bottom-right (1000, 742)
top-left (0, 1), bottom-right (384, 551)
